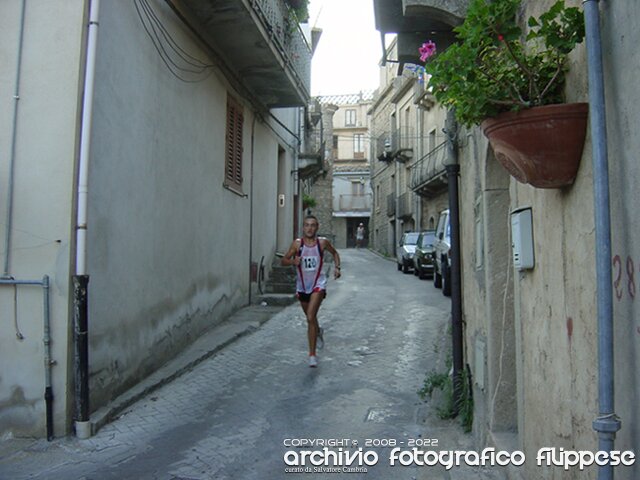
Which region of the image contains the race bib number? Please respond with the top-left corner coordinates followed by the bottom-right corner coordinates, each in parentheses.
top-left (302, 256), bottom-right (318, 271)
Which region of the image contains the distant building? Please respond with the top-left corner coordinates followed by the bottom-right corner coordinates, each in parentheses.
top-left (307, 92), bottom-right (374, 248)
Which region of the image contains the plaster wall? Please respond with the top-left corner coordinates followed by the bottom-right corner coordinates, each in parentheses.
top-left (459, 2), bottom-right (610, 477)
top-left (84, 1), bottom-right (292, 410)
top-left (0, 0), bottom-right (85, 437)
top-left (600, 2), bottom-right (640, 478)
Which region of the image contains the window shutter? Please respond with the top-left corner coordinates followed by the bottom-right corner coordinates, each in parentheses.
top-left (225, 95), bottom-right (244, 191)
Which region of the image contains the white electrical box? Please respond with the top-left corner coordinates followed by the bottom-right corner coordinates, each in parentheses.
top-left (278, 194), bottom-right (285, 207)
top-left (511, 207), bottom-right (534, 270)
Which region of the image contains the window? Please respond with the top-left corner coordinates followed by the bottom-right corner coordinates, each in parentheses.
top-left (353, 133), bottom-right (365, 158)
top-left (225, 95), bottom-right (244, 192)
top-left (345, 109), bottom-right (356, 126)
top-left (352, 181), bottom-right (365, 196)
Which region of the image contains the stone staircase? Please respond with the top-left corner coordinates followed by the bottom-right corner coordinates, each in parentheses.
top-left (256, 256), bottom-right (297, 306)
top-left (264, 257), bottom-right (297, 294)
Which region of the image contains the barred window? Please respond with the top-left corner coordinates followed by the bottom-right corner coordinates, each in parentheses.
top-left (225, 95), bottom-right (244, 192)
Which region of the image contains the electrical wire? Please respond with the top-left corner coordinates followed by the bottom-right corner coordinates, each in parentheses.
top-left (133, 0), bottom-right (215, 83)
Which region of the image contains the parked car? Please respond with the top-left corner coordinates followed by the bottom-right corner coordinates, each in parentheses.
top-left (413, 230), bottom-right (436, 279)
top-left (397, 231), bottom-right (420, 274)
top-left (433, 209), bottom-right (452, 296)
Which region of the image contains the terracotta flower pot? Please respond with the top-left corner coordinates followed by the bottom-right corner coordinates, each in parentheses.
top-left (481, 103), bottom-right (589, 188)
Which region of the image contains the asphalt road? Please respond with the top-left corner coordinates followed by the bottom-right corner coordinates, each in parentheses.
top-left (0, 249), bottom-right (502, 480)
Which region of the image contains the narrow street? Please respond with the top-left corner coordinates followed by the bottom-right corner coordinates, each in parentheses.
top-left (1, 250), bottom-right (502, 480)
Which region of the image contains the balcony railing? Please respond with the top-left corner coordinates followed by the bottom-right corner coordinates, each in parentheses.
top-left (410, 141), bottom-right (448, 197)
top-left (181, 0), bottom-right (311, 107)
top-left (333, 194), bottom-right (372, 213)
top-left (391, 126), bottom-right (414, 153)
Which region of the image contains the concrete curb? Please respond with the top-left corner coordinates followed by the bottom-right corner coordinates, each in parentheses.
top-left (90, 301), bottom-right (293, 435)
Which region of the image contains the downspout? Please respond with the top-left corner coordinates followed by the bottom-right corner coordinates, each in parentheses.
top-left (2, 0), bottom-right (27, 278)
top-left (444, 109), bottom-right (463, 410)
top-left (248, 114), bottom-right (256, 305)
top-left (73, 0), bottom-right (100, 439)
top-left (583, 2), bottom-right (621, 479)
top-left (42, 276), bottom-right (53, 441)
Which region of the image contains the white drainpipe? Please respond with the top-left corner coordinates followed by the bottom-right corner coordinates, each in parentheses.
top-left (76, 0), bottom-right (100, 276)
top-left (74, 0), bottom-right (100, 440)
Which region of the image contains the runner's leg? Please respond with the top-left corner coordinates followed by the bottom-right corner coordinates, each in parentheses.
top-left (305, 292), bottom-right (324, 355)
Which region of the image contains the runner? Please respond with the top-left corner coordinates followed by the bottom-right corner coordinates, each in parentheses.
top-left (281, 215), bottom-right (341, 367)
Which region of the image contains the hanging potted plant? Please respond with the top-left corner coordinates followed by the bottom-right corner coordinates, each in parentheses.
top-left (421, 0), bottom-right (587, 188)
top-left (302, 193), bottom-right (316, 211)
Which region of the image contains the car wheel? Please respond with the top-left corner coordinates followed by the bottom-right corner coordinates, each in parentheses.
top-left (434, 268), bottom-right (442, 288)
top-left (413, 266), bottom-right (419, 276)
top-left (418, 268), bottom-right (426, 280)
top-left (442, 263), bottom-right (451, 297)
top-left (397, 262), bottom-right (402, 271)
top-left (402, 261), bottom-right (410, 274)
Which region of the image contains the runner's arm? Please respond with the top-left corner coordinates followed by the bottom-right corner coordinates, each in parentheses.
top-left (322, 240), bottom-right (341, 279)
top-left (281, 240), bottom-right (302, 267)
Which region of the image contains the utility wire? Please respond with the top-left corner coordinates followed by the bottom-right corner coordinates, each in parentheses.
top-left (134, 0), bottom-right (214, 83)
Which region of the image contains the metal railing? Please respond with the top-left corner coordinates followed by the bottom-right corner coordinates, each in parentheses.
top-left (410, 141), bottom-right (448, 190)
top-left (334, 194), bottom-right (372, 212)
top-left (252, 0), bottom-right (312, 96)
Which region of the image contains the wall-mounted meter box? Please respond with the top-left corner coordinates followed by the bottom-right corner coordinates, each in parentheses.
top-left (511, 207), bottom-right (534, 270)
top-left (278, 194), bottom-right (285, 208)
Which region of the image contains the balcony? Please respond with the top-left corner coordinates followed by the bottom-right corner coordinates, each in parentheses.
top-left (410, 141), bottom-right (448, 197)
top-left (333, 194), bottom-right (372, 215)
top-left (391, 126), bottom-right (414, 163)
top-left (177, 0), bottom-right (311, 107)
top-left (376, 132), bottom-right (392, 162)
top-left (373, 0), bottom-right (466, 66)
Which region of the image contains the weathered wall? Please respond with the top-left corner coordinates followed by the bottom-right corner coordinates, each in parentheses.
top-left (85, 0), bottom-right (292, 408)
top-left (601, 2), bottom-right (640, 479)
top-left (0, 0), bottom-right (85, 437)
top-left (0, 0), bottom-right (298, 438)
top-left (458, 1), bottom-right (632, 478)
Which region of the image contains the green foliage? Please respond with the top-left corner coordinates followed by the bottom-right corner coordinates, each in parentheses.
top-left (426, 0), bottom-right (585, 126)
top-left (302, 193), bottom-right (316, 209)
top-left (418, 363), bottom-right (474, 433)
top-left (285, 0), bottom-right (309, 23)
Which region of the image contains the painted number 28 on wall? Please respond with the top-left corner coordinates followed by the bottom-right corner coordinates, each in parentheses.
top-left (612, 255), bottom-right (636, 301)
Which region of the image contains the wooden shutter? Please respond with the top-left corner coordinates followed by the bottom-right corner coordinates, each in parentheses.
top-left (225, 95), bottom-right (244, 190)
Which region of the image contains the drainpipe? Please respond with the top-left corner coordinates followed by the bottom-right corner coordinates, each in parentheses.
top-left (41, 276), bottom-right (53, 440)
top-left (583, 2), bottom-right (621, 479)
top-left (248, 114), bottom-right (256, 305)
top-left (444, 109), bottom-right (463, 411)
top-left (2, 0), bottom-right (27, 278)
top-left (73, 0), bottom-right (100, 439)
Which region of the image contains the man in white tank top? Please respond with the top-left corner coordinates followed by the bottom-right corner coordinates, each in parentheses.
top-left (282, 215), bottom-right (341, 367)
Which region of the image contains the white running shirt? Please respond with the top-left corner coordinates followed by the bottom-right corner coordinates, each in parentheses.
top-left (295, 238), bottom-right (327, 294)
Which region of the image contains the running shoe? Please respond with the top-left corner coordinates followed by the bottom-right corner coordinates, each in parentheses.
top-left (317, 327), bottom-right (324, 350)
top-left (309, 355), bottom-right (318, 368)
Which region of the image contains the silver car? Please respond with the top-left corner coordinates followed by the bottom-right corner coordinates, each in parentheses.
top-left (397, 232), bottom-right (420, 274)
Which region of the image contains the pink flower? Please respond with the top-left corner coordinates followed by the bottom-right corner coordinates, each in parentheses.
top-left (498, 34), bottom-right (504, 41)
top-left (419, 41), bottom-right (437, 62)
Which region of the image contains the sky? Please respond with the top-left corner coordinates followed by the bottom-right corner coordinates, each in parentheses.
top-left (308, 0), bottom-right (383, 96)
